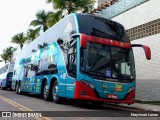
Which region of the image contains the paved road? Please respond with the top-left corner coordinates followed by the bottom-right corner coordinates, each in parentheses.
top-left (0, 89), bottom-right (159, 120)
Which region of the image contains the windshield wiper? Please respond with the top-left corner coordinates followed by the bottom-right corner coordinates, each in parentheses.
top-left (90, 70), bottom-right (105, 77)
top-left (81, 69), bottom-right (106, 79)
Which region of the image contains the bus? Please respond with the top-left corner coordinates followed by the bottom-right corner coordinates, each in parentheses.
top-left (11, 13), bottom-right (151, 105)
top-left (0, 62), bottom-right (14, 90)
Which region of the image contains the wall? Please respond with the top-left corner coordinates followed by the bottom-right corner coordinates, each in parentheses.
top-left (111, 0), bottom-right (160, 101)
top-left (111, 0), bottom-right (160, 29)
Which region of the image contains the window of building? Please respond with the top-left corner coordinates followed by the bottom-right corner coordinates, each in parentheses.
top-left (96, 0), bottom-right (148, 19)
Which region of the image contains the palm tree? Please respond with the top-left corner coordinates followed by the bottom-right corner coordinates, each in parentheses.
top-left (4, 47), bottom-right (17, 62)
top-left (47, 10), bottom-right (62, 28)
top-left (11, 32), bottom-right (27, 49)
top-left (1, 53), bottom-right (8, 64)
top-left (30, 10), bottom-right (52, 32)
top-left (27, 27), bottom-right (41, 41)
top-left (46, 0), bottom-right (95, 14)
top-left (1, 47), bottom-right (17, 64)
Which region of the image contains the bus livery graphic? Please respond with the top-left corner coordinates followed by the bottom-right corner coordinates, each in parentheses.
top-left (11, 14), bottom-right (151, 104)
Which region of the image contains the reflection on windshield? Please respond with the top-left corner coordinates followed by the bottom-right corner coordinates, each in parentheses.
top-left (77, 14), bottom-right (129, 42)
top-left (80, 42), bottom-right (135, 80)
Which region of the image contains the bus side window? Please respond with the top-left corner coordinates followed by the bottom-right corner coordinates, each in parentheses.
top-left (27, 63), bottom-right (38, 77)
top-left (48, 56), bottom-right (57, 69)
top-left (39, 58), bottom-right (48, 71)
top-left (24, 65), bottom-right (28, 77)
top-left (68, 42), bottom-right (77, 77)
top-left (57, 16), bottom-right (76, 50)
top-left (57, 16), bottom-right (77, 78)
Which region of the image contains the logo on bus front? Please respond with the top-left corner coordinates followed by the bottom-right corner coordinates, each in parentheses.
top-left (115, 84), bottom-right (122, 92)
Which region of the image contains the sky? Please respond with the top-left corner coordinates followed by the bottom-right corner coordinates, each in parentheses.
top-left (0, 0), bottom-right (53, 66)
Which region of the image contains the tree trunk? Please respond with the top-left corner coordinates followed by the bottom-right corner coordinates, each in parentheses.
top-left (67, 7), bottom-right (73, 15)
top-left (9, 56), bottom-right (11, 62)
top-left (68, 9), bottom-right (71, 14)
top-left (44, 25), bottom-right (48, 32)
top-left (20, 43), bottom-right (23, 49)
top-left (43, 27), bottom-right (45, 32)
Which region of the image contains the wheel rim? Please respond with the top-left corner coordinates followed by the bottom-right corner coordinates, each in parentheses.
top-left (52, 84), bottom-right (58, 100)
top-left (16, 84), bottom-right (18, 93)
top-left (18, 86), bottom-right (21, 93)
top-left (43, 84), bottom-right (48, 99)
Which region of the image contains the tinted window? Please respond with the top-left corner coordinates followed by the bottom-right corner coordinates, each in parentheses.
top-left (24, 65), bottom-right (28, 77)
top-left (68, 42), bottom-right (77, 77)
top-left (77, 14), bottom-right (129, 42)
top-left (27, 68), bottom-right (36, 77)
top-left (57, 16), bottom-right (77, 51)
top-left (81, 42), bottom-right (135, 82)
top-left (38, 47), bottom-right (57, 71)
top-left (7, 72), bottom-right (13, 80)
top-left (57, 16), bottom-right (77, 78)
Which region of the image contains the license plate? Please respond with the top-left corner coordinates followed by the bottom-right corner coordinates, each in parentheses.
top-left (108, 94), bottom-right (118, 99)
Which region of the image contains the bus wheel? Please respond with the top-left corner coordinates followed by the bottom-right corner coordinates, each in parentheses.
top-left (0, 83), bottom-right (4, 90)
top-left (43, 81), bottom-right (50, 101)
top-left (17, 83), bottom-right (23, 95)
top-left (15, 84), bottom-right (18, 94)
top-left (52, 81), bottom-right (61, 104)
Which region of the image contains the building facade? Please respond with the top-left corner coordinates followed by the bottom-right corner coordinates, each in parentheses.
top-left (94, 0), bottom-right (160, 101)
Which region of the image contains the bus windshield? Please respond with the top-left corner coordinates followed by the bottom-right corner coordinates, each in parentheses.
top-left (77, 14), bottom-right (129, 42)
top-left (80, 42), bottom-right (135, 81)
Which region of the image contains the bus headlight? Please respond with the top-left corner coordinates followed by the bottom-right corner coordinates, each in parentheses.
top-left (127, 87), bottom-right (135, 93)
top-left (81, 80), bottom-right (95, 89)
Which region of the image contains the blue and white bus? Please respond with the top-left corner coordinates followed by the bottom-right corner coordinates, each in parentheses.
top-left (11, 13), bottom-right (151, 104)
top-left (0, 62), bottom-right (14, 90)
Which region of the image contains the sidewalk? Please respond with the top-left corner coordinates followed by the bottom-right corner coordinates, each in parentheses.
top-left (119, 103), bottom-right (160, 111)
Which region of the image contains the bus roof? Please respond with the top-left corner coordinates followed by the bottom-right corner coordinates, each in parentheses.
top-left (15, 13), bottom-right (128, 65)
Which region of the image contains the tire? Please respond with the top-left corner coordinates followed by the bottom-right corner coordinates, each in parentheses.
top-left (0, 83), bottom-right (5, 90)
top-left (52, 81), bottom-right (62, 104)
top-left (43, 81), bottom-right (50, 101)
top-left (16, 82), bottom-right (23, 95)
top-left (15, 83), bottom-right (18, 94)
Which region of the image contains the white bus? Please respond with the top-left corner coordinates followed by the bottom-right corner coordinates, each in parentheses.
top-left (0, 62), bottom-right (14, 90)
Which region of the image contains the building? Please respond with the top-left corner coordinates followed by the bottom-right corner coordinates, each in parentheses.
top-left (92, 0), bottom-right (160, 101)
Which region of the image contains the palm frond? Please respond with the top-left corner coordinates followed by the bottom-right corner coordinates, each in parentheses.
top-left (11, 32), bottom-right (27, 49)
top-left (30, 10), bottom-right (51, 32)
top-left (1, 46), bottom-right (17, 62)
top-left (27, 27), bottom-right (40, 41)
top-left (46, 10), bottom-right (62, 27)
top-left (46, 0), bottom-right (52, 3)
top-left (47, 0), bottom-right (95, 14)
top-left (30, 20), bottom-right (43, 27)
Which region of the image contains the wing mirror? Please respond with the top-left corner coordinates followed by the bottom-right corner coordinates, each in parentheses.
top-left (131, 44), bottom-right (151, 60)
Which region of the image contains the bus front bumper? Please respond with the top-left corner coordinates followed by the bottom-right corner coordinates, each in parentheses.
top-left (74, 81), bottom-right (135, 105)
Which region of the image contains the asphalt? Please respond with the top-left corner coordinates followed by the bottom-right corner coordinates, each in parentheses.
top-left (119, 102), bottom-right (160, 111)
top-left (0, 89), bottom-right (160, 120)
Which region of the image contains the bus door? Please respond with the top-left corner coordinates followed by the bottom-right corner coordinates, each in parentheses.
top-left (22, 64), bottom-right (29, 91)
top-left (65, 40), bottom-right (77, 98)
